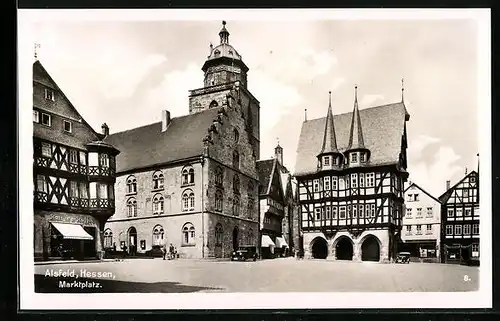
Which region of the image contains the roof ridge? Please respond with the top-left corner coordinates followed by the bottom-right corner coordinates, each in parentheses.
top-left (307, 101), bottom-right (404, 122)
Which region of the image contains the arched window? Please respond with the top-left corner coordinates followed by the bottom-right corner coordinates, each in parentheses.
top-left (215, 223), bottom-right (223, 246)
top-left (233, 128), bottom-right (239, 143)
top-left (152, 225), bottom-right (164, 246)
top-left (182, 167), bottom-right (195, 185)
top-left (233, 195), bottom-right (240, 216)
top-left (215, 190), bottom-right (223, 212)
top-left (233, 175), bottom-right (240, 194)
top-left (152, 171), bottom-right (164, 189)
top-left (127, 197), bottom-right (137, 217)
top-left (104, 229), bottom-right (113, 248)
top-left (182, 189), bottom-right (195, 212)
top-left (153, 193), bottom-right (164, 215)
top-left (126, 175), bottom-right (137, 194)
top-left (248, 228), bottom-right (254, 245)
top-left (215, 166), bottom-right (224, 187)
top-left (209, 100), bottom-right (218, 108)
top-left (232, 151), bottom-right (240, 169)
top-left (182, 222), bottom-right (196, 245)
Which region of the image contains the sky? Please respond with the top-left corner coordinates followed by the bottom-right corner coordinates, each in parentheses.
top-left (29, 15), bottom-right (480, 198)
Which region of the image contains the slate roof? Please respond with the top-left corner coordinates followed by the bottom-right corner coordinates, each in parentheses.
top-left (294, 102), bottom-right (409, 176)
top-left (256, 159), bottom-right (276, 195)
top-left (104, 108), bottom-right (220, 173)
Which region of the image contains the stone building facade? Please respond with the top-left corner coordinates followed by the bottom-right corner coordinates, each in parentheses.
top-left (103, 21), bottom-right (261, 259)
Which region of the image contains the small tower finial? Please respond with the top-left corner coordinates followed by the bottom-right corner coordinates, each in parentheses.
top-left (328, 91), bottom-right (332, 108)
top-left (465, 166), bottom-right (468, 175)
top-left (354, 84), bottom-right (358, 104)
top-left (401, 77), bottom-right (405, 103)
top-left (34, 43), bottom-right (40, 60)
top-left (219, 20), bottom-right (230, 44)
top-left (304, 108), bottom-right (308, 122)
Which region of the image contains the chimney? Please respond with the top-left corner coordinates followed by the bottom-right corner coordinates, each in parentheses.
top-left (446, 180), bottom-right (451, 190)
top-left (101, 123), bottom-right (109, 136)
top-left (162, 110), bottom-right (171, 132)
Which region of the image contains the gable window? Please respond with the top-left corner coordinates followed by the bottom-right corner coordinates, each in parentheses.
top-left (351, 153), bottom-right (357, 163)
top-left (153, 171), bottom-right (164, 190)
top-left (463, 224), bottom-right (471, 235)
top-left (351, 174), bottom-right (358, 188)
top-left (426, 207), bottom-right (433, 217)
top-left (339, 206), bottom-right (346, 219)
top-left (455, 225), bottom-right (462, 235)
top-left (406, 208), bottom-right (412, 218)
top-left (470, 176), bottom-right (476, 183)
top-left (182, 189), bottom-right (195, 212)
top-left (446, 225), bottom-right (453, 235)
top-left (182, 223), bottom-right (196, 245)
top-left (416, 208), bottom-right (422, 218)
top-left (152, 225), bottom-right (164, 246)
top-left (232, 151), bottom-right (240, 169)
top-left (313, 179), bottom-right (320, 192)
top-left (44, 88), bottom-right (55, 101)
top-left (413, 194), bottom-right (419, 201)
top-left (324, 177), bottom-right (330, 191)
top-left (153, 194), bottom-right (164, 215)
top-left (215, 166), bottom-right (224, 187)
top-left (447, 209), bottom-right (454, 217)
top-left (41, 142), bottom-right (52, 157)
top-left (472, 224), bottom-right (479, 235)
top-left (456, 208), bottom-right (463, 217)
top-left (33, 110), bottom-right (39, 123)
top-left (182, 167), bottom-right (195, 185)
top-left (126, 176), bottom-right (137, 194)
top-left (63, 120), bottom-right (72, 133)
top-left (426, 224), bottom-right (432, 232)
top-left (463, 189), bottom-right (469, 198)
top-left (103, 229), bottom-right (113, 249)
top-left (41, 113), bottom-right (51, 127)
top-left (127, 198), bottom-right (137, 217)
top-left (215, 190), bottom-right (223, 212)
top-left (406, 194), bottom-right (413, 202)
top-left (215, 224), bottom-right (223, 245)
top-left (365, 173), bottom-right (375, 187)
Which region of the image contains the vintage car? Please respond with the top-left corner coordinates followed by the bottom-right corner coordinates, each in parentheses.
top-left (395, 252), bottom-right (411, 264)
top-left (231, 246), bottom-right (258, 262)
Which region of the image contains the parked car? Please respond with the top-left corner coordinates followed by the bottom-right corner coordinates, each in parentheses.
top-left (395, 252), bottom-right (411, 264)
top-left (145, 245), bottom-right (164, 258)
top-left (231, 246), bottom-right (258, 262)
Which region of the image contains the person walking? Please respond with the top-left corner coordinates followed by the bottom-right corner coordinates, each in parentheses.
top-left (169, 243), bottom-right (174, 260)
top-left (162, 243), bottom-right (167, 260)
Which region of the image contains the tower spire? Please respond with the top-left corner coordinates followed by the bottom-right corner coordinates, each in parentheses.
top-left (346, 85), bottom-right (366, 151)
top-left (219, 20), bottom-right (230, 44)
top-left (319, 91), bottom-right (339, 155)
top-left (304, 109), bottom-right (307, 122)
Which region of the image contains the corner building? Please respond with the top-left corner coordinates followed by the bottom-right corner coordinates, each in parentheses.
top-left (294, 87), bottom-right (410, 262)
top-left (103, 21), bottom-right (260, 259)
top-left (33, 60), bottom-right (120, 261)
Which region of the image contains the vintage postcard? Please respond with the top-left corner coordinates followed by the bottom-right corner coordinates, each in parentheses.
top-left (18, 8), bottom-right (491, 310)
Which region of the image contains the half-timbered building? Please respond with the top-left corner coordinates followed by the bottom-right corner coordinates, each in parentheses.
top-left (294, 86), bottom-right (410, 262)
top-left (401, 182), bottom-right (441, 262)
top-left (103, 21), bottom-right (260, 259)
top-left (439, 170), bottom-right (480, 264)
top-left (33, 60), bottom-right (120, 261)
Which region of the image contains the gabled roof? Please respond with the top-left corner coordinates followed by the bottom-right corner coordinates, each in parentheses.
top-left (404, 182), bottom-right (441, 204)
top-left (256, 159), bottom-right (275, 195)
top-left (438, 170), bottom-right (478, 203)
top-left (33, 60), bottom-right (105, 149)
top-left (104, 108), bottom-right (220, 173)
top-left (294, 102), bottom-right (409, 176)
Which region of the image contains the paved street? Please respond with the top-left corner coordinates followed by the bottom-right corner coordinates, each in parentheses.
top-left (35, 258), bottom-right (479, 293)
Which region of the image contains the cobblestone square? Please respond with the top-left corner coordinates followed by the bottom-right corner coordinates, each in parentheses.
top-left (34, 258), bottom-right (479, 293)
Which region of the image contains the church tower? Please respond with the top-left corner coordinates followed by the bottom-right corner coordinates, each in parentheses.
top-left (188, 21), bottom-right (260, 159)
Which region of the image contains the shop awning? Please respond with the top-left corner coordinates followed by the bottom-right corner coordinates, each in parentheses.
top-left (275, 236), bottom-right (289, 248)
top-left (51, 222), bottom-right (94, 240)
top-left (261, 235), bottom-right (275, 247)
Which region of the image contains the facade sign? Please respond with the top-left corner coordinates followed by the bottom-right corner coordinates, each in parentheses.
top-left (47, 212), bottom-right (97, 227)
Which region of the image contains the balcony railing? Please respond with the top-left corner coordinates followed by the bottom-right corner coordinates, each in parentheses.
top-left (90, 198), bottom-right (114, 209)
top-left (88, 166), bottom-right (115, 177)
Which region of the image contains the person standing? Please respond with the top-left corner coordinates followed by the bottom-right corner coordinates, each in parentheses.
top-left (162, 243), bottom-right (167, 260)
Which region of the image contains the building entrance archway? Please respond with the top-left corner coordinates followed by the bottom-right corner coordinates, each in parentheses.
top-left (335, 237), bottom-right (354, 260)
top-left (128, 227), bottom-right (137, 256)
top-left (232, 227), bottom-right (239, 251)
top-left (361, 235), bottom-right (380, 262)
top-left (311, 237), bottom-right (328, 259)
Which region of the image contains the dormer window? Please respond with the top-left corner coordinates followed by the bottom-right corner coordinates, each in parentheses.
top-left (44, 88), bottom-right (55, 101)
top-left (41, 113), bottom-right (51, 127)
top-left (351, 153), bottom-right (357, 163)
top-left (360, 153), bottom-right (366, 163)
top-left (63, 120), bottom-right (72, 133)
top-left (323, 156), bottom-right (330, 166)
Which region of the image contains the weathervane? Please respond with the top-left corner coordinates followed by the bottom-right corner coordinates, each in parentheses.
top-left (401, 77), bottom-right (405, 103)
top-left (34, 43), bottom-right (41, 60)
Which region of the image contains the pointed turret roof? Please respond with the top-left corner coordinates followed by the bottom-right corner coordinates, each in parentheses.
top-left (346, 86), bottom-right (367, 151)
top-left (319, 91), bottom-right (340, 156)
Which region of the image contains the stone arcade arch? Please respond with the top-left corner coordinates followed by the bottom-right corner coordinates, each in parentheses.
top-left (335, 236), bottom-right (354, 260)
top-left (361, 235), bottom-right (381, 262)
top-left (311, 237), bottom-right (328, 259)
